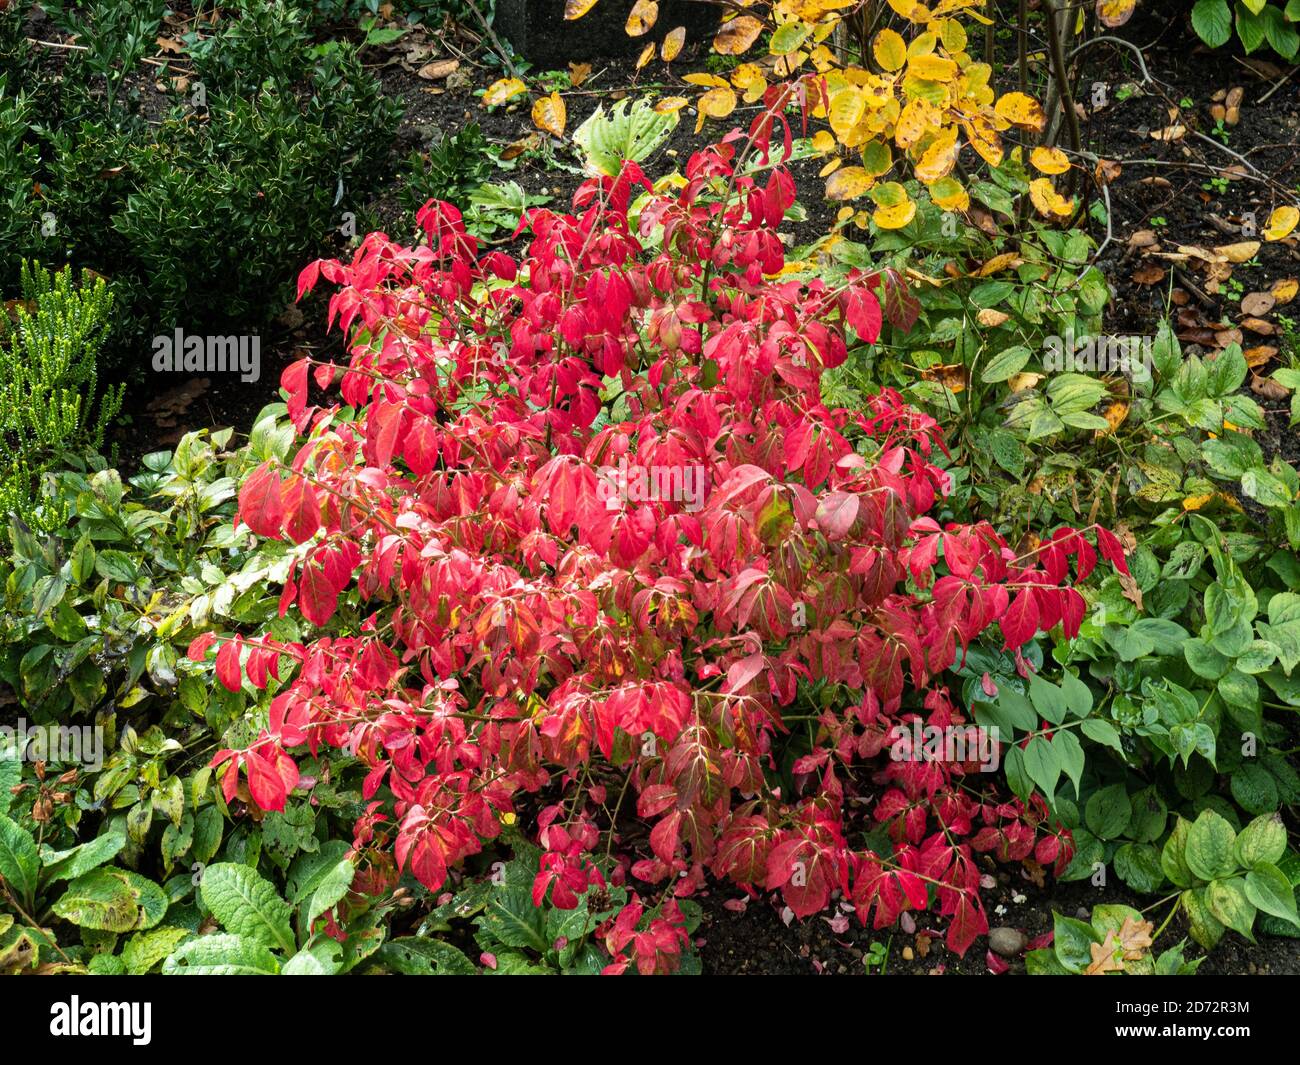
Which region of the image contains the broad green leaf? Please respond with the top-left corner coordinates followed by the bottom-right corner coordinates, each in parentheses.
top-left (200, 863), bottom-right (295, 953)
top-left (162, 933), bottom-right (280, 975)
top-left (1185, 809), bottom-right (1238, 882)
top-left (1245, 863), bottom-right (1300, 928)
top-left (1235, 813), bottom-right (1288, 868)
top-left (0, 815), bottom-right (39, 905)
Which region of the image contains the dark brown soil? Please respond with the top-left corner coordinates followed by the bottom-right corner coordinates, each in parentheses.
top-left (697, 871), bottom-right (1300, 976)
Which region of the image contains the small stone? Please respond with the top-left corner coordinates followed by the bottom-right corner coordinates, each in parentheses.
top-left (902, 946), bottom-right (914, 961)
top-left (1076, 907), bottom-right (1090, 921)
top-left (988, 926), bottom-right (1027, 958)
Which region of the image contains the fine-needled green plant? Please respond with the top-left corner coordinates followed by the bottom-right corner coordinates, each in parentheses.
top-left (0, 262), bottom-right (124, 528)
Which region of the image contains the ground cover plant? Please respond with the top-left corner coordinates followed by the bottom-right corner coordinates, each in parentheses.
top-left (0, 0), bottom-right (1299, 982)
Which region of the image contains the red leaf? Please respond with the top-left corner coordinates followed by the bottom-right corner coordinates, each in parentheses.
top-left (215, 638), bottom-right (242, 692)
top-left (239, 463), bottom-right (284, 539)
top-left (999, 590), bottom-right (1039, 649)
top-left (281, 476), bottom-right (321, 544)
top-left (300, 562), bottom-right (339, 626)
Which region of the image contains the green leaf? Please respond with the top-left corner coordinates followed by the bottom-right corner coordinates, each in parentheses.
top-left (200, 863), bottom-right (295, 953)
top-left (1023, 735), bottom-right (1061, 800)
top-left (1114, 843), bottom-right (1165, 894)
top-left (1162, 818), bottom-right (1195, 888)
top-left (40, 829), bottom-right (127, 883)
top-left (162, 933), bottom-right (281, 975)
top-left (1230, 762), bottom-right (1279, 815)
top-left (1235, 813), bottom-right (1288, 868)
top-left (1186, 809), bottom-right (1239, 882)
top-left (1182, 887), bottom-right (1225, 950)
top-left (53, 868), bottom-right (162, 933)
top-left (572, 98), bottom-right (679, 179)
top-left (1051, 729), bottom-right (1085, 799)
top-left (0, 815), bottom-right (39, 905)
top-left (1028, 674), bottom-right (1068, 725)
top-left (377, 937), bottom-right (478, 975)
top-left (980, 345), bottom-right (1032, 383)
top-left (1084, 783), bottom-right (1132, 840)
top-left (1051, 912), bottom-right (1101, 973)
top-left (1060, 671), bottom-right (1092, 718)
top-left (1245, 863), bottom-right (1300, 928)
top-left (1206, 876), bottom-right (1256, 940)
top-left (122, 926), bottom-right (190, 975)
top-left (1081, 718), bottom-right (1124, 755)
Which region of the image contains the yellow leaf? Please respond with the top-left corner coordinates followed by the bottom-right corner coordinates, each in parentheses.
top-left (826, 166), bottom-right (873, 201)
top-left (809, 44), bottom-right (836, 72)
top-left (829, 87), bottom-right (866, 139)
top-left (873, 29), bottom-right (908, 72)
top-left (653, 96), bottom-right (690, 114)
top-left (1029, 177), bottom-right (1074, 220)
top-left (1214, 240), bottom-right (1260, 263)
top-left (1098, 400), bottom-right (1129, 435)
top-left (482, 77), bottom-right (527, 107)
top-left (636, 41), bottom-right (656, 69)
top-left (1096, 0), bottom-right (1137, 28)
top-left (1030, 146), bottom-right (1071, 175)
top-left (713, 14), bottom-right (763, 55)
top-left (961, 116), bottom-right (1003, 167)
top-left (1182, 493), bottom-right (1214, 511)
top-left (683, 72), bottom-right (730, 88)
top-left (939, 18), bottom-right (967, 53)
top-left (564, 0), bottom-right (599, 19)
top-left (661, 26), bottom-right (685, 61)
top-left (915, 126), bottom-right (960, 183)
top-left (810, 129), bottom-right (837, 154)
top-left (1271, 278), bottom-right (1299, 304)
top-left (994, 91), bottom-right (1046, 132)
top-left (819, 157), bottom-right (843, 178)
top-left (908, 53), bottom-right (958, 82)
top-left (874, 199), bottom-right (917, 229)
top-left (731, 62), bottom-right (764, 90)
top-left (568, 62), bottom-right (592, 87)
top-left (886, 0), bottom-right (932, 21)
top-left (1264, 205), bottom-right (1299, 242)
top-left (532, 91), bottom-right (567, 137)
top-left (626, 0), bottom-right (658, 36)
top-left (975, 252), bottom-right (1023, 276)
top-left (695, 86), bottom-right (737, 132)
top-left (895, 97), bottom-right (939, 149)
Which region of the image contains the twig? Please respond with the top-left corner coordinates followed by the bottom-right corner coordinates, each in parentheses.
top-left (1259, 65), bottom-right (1299, 104)
top-left (1068, 34), bottom-right (1157, 86)
top-left (462, 0), bottom-right (517, 78)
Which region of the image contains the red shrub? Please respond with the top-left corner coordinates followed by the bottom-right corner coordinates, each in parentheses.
top-left (199, 100), bottom-right (1120, 970)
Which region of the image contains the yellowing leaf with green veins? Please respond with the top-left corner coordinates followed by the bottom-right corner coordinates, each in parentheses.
top-left (1030, 177), bottom-right (1074, 220)
top-left (826, 166), bottom-right (873, 201)
top-left (1030, 146), bottom-right (1071, 175)
top-left (994, 91), bottom-right (1046, 132)
top-left (482, 77), bottom-right (526, 107)
top-left (625, 0), bottom-right (658, 36)
top-left (1264, 206), bottom-right (1299, 242)
top-left (929, 175), bottom-right (969, 211)
top-left (873, 29), bottom-right (908, 71)
top-left (769, 22), bottom-right (813, 55)
top-left (713, 14), bottom-right (763, 55)
top-left (829, 88), bottom-right (866, 138)
top-left (861, 139), bottom-right (893, 176)
top-left (532, 91), bottom-right (567, 137)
